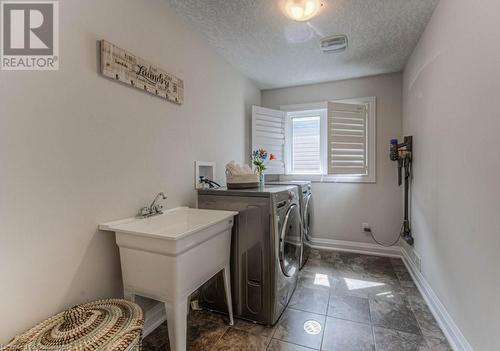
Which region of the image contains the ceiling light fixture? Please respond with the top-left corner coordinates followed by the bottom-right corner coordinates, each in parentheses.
top-left (284, 0), bottom-right (322, 21)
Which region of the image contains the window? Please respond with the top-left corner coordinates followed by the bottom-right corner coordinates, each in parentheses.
top-left (285, 98), bottom-right (376, 183)
top-left (288, 110), bottom-right (323, 174)
top-left (252, 97), bottom-right (376, 183)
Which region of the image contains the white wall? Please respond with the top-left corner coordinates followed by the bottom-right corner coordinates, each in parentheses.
top-left (0, 0), bottom-right (260, 343)
top-left (402, 0), bottom-right (500, 350)
top-left (262, 73), bottom-right (403, 245)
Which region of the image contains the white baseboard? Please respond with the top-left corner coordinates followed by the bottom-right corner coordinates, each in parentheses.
top-left (401, 248), bottom-right (473, 351)
top-left (309, 237), bottom-right (473, 351)
top-left (309, 237), bottom-right (402, 258)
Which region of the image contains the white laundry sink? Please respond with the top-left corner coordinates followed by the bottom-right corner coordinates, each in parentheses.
top-left (100, 207), bottom-right (237, 351)
top-left (100, 206), bottom-right (237, 257)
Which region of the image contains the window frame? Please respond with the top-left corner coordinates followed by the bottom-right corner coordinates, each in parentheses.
top-left (281, 97), bottom-right (376, 184)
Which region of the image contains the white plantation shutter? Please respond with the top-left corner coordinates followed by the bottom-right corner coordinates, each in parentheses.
top-left (252, 106), bottom-right (285, 174)
top-left (327, 102), bottom-right (368, 176)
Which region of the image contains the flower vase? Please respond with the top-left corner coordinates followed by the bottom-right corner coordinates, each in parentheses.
top-left (259, 171), bottom-right (265, 188)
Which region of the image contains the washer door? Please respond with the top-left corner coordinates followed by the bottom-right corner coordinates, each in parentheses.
top-left (279, 203), bottom-right (301, 277)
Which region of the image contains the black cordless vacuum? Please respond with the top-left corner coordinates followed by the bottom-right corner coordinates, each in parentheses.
top-left (390, 136), bottom-right (414, 246)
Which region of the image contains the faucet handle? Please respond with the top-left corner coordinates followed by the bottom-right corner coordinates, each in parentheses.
top-left (139, 206), bottom-right (151, 217)
top-left (153, 204), bottom-right (164, 213)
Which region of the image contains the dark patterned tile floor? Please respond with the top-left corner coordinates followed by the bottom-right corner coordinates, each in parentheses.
top-left (142, 249), bottom-right (452, 350)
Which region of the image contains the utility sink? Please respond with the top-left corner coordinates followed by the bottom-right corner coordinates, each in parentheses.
top-left (100, 207), bottom-right (237, 256)
top-left (100, 207), bottom-right (238, 351)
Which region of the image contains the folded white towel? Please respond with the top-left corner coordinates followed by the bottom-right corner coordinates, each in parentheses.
top-left (225, 161), bottom-right (255, 176)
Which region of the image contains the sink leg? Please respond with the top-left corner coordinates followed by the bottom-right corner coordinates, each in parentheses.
top-left (222, 265), bottom-right (234, 326)
top-left (165, 299), bottom-right (188, 351)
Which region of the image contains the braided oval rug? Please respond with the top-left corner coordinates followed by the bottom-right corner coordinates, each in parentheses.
top-left (5, 299), bottom-right (144, 351)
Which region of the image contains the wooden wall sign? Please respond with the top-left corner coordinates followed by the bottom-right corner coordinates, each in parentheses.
top-left (100, 40), bottom-right (184, 105)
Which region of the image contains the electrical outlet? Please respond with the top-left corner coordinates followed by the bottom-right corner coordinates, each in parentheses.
top-left (362, 222), bottom-right (371, 233)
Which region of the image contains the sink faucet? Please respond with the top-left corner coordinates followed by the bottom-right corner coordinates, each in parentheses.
top-left (139, 192), bottom-right (168, 218)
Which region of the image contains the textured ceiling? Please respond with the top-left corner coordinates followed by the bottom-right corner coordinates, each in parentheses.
top-left (165, 0), bottom-right (439, 89)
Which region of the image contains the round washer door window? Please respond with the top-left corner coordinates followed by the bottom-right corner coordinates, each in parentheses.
top-left (279, 203), bottom-right (301, 277)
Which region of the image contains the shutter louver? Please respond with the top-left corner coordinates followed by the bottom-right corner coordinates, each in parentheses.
top-left (252, 106), bottom-right (286, 175)
top-left (328, 102), bottom-right (368, 176)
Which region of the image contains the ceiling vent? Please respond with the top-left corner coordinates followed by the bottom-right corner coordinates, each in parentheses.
top-left (320, 35), bottom-right (348, 53)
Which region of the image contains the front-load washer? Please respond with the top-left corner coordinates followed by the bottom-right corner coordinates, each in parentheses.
top-left (267, 181), bottom-right (313, 268)
top-left (197, 185), bottom-right (301, 325)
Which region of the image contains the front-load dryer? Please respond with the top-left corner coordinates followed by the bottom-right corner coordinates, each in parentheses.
top-left (197, 185), bottom-right (301, 325)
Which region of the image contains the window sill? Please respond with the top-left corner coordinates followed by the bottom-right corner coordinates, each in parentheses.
top-left (280, 174), bottom-right (376, 184)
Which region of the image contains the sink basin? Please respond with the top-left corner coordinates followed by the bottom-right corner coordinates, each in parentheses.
top-left (100, 206), bottom-right (237, 351)
top-left (100, 207), bottom-right (237, 256)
